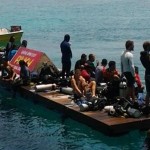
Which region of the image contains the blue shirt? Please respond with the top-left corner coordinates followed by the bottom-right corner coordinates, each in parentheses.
top-left (8, 49), bottom-right (17, 61)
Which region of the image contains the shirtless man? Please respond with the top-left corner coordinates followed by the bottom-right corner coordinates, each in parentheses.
top-left (71, 69), bottom-right (96, 98)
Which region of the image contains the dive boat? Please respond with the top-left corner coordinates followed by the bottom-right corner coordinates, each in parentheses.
top-left (0, 26), bottom-right (23, 49)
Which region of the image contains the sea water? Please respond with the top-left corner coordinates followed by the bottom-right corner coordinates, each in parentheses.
top-left (0, 88), bottom-right (147, 150)
top-left (0, 0), bottom-right (150, 149)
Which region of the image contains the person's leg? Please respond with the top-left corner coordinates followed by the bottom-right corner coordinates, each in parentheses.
top-left (128, 85), bottom-right (135, 101)
top-left (88, 81), bottom-right (96, 97)
top-left (66, 60), bottom-right (71, 78)
top-left (61, 62), bottom-right (66, 78)
top-left (124, 72), bottom-right (135, 101)
top-left (126, 85), bottom-right (135, 101)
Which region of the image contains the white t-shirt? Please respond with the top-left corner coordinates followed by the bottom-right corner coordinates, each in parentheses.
top-left (121, 50), bottom-right (135, 77)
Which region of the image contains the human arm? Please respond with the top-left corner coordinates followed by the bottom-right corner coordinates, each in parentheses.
top-left (71, 77), bottom-right (83, 97)
top-left (121, 61), bottom-right (123, 75)
top-left (113, 70), bottom-right (121, 81)
top-left (68, 43), bottom-right (72, 58)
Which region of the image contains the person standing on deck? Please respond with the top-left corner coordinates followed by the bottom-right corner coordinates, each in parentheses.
top-left (140, 41), bottom-right (150, 107)
top-left (121, 40), bottom-right (135, 101)
top-left (60, 34), bottom-right (72, 78)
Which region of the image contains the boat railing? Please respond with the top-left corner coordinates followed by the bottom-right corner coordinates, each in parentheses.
top-left (10, 26), bottom-right (21, 32)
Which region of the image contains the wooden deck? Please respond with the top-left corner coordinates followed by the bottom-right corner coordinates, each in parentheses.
top-left (17, 85), bottom-right (150, 136)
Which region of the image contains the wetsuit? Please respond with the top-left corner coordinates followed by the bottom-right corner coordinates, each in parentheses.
top-left (60, 40), bottom-right (72, 78)
top-left (140, 51), bottom-right (150, 95)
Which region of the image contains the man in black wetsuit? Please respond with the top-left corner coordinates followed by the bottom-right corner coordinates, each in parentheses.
top-left (60, 34), bottom-right (72, 78)
top-left (140, 41), bottom-right (150, 108)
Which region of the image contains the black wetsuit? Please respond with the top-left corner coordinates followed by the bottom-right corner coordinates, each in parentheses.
top-left (60, 40), bottom-right (72, 78)
top-left (140, 51), bottom-right (150, 94)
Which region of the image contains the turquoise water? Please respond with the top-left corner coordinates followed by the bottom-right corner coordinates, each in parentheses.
top-left (0, 0), bottom-right (150, 149)
top-left (0, 89), bottom-right (147, 150)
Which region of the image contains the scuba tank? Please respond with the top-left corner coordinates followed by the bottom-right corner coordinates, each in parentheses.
top-left (35, 84), bottom-right (56, 92)
top-left (119, 81), bottom-right (127, 98)
top-left (127, 107), bottom-right (141, 118)
top-left (104, 105), bottom-right (114, 112)
top-left (104, 105), bottom-right (116, 116)
top-left (79, 103), bottom-right (89, 112)
top-left (60, 87), bottom-right (73, 95)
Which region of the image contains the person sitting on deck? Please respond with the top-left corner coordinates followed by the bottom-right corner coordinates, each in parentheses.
top-left (39, 62), bottom-right (54, 83)
top-left (86, 54), bottom-right (96, 78)
top-left (5, 36), bottom-right (16, 61)
top-left (74, 53), bottom-right (87, 70)
top-left (103, 61), bottom-right (120, 99)
top-left (103, 61), bottom-right (120, 83)
top-left (10, 60), bottom-right (31, 97)
top-left (80, 63), bottom-right (92, 83)
top-left (0, 61), bottom-right (17, 90)
top-left (20, 40), bottom-right (28, 48)
top-left (95, 58), bottom-right (108, 85)
top-left (0, 61), bottom-right (16, 82)
top-left (7, 45), bottom-right (18, 61)
top-left (71, 69), bottom-right (96, 99)
top-left (19, 60), bottom-right (31, 86)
